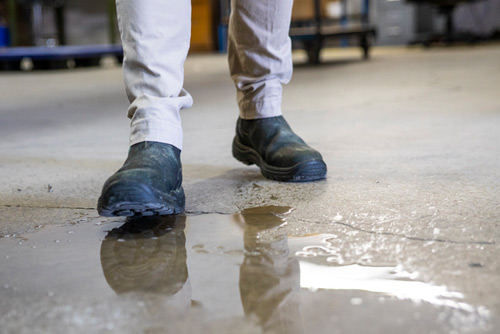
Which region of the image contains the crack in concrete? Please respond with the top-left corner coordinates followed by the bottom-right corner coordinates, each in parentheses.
top-left (1, 204), bottom-right (96, 211)
top-left (295, 217), bottom-right (496, 246)
top-left (185, 210), bottom-right (231, 216)
top-left (2, 205), bottom-right (495, 246)
top-left (0, 205), bottom-right (232, 216)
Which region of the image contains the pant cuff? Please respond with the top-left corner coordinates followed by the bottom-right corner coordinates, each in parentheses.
top-left (129, 120), bottom-right (183, 150)
top-left (238, 97), bottom-right (283, 120)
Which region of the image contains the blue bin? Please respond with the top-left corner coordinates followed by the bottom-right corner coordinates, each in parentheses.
top-left (0, 25), bottom-right (10, 47)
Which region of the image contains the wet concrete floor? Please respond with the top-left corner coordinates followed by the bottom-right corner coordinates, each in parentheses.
top-left (0, 206), bottom-right (494, 334)
top-left (1, 45), bottom-right (500, 333)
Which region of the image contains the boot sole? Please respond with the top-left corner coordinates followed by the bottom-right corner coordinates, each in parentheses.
top-left (97, 181), bottom-right (185, 217)
top-left (232, 137), bottom-right (327, 182)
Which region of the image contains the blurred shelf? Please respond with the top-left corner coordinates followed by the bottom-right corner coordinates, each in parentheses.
top-left (0, 44), bottom-right (123, 70)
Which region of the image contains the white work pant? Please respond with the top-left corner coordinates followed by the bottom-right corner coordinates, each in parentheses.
top-left (116, 0), bottom-right (294, 150)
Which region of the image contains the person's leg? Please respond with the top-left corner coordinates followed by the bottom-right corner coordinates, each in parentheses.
top-left (227, 0), bottom-right (293, 120)
top-left (97, 0), bottom-right (192, 217)
top-left (120, 0), bottom-right (192, 149)
top-left (228, 0), bottom-right (327, 182)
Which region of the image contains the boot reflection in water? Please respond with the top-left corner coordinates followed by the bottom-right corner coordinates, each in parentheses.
top-left (236, 206), bottom-right (304, 334)
top-left (100, 215), bottom-right (191, 311)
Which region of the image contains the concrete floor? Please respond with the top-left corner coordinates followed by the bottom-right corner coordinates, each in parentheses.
top-left (1, 45), bottom-right (499, 333)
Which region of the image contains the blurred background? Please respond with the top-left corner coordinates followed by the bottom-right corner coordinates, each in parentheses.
top-left (1, 0), bottom-right (500, 69)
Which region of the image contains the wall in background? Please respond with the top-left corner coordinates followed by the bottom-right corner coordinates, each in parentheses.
top-left (454, 0), bottom-right (500, 35)
top-left (371, 0), bottom-right (500, 46)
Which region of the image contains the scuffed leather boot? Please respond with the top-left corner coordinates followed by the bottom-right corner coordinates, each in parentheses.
top-left (97, 141), bottom-right (185, 217)
top-left (232, 116), bottom-right (327, 182)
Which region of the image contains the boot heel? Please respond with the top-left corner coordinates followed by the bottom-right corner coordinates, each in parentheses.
top-left (232, 137), bottom-right (256, 166)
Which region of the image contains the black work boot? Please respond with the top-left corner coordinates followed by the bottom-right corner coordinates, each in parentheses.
top-left (97, 141), bottom-right (185, 217)
top-left (232, 116), bottom-right (327, 182)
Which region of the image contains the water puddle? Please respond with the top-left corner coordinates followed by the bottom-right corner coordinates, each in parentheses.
top-left (294, 234), bottom-right (482, 312)
top-left (0, 206), bottom-right (492, 334)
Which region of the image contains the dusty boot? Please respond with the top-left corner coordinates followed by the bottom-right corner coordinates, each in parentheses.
top-left (232, 116), bottom-right (327, 182)
top-left (97, 141), bottom-right (185, 217)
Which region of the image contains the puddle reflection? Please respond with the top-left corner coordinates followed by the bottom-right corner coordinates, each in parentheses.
top-left (237, 207), bottom-right (303, 334)
top-left (100, 206), bottom-right (303, 333)
top-left (101, 215), bottom-right (191, 310)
